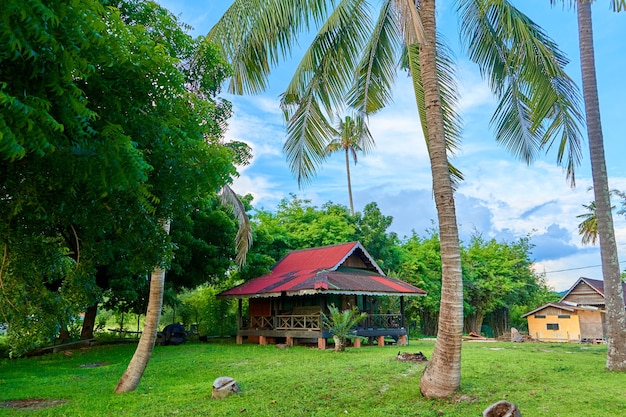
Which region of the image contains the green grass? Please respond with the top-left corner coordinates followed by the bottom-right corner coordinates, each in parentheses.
top-left (0, 339), bottom-right (624, 416)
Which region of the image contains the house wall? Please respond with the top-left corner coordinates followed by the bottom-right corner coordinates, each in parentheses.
top-left (577, 310), bottom-right (605, 340)
top-left (527, 309), bottom-right (581, 342)
top-left (343, 254), bottom-right (367, 268)
top-left (565, 282), bottom-right (605, 306)
top-left (249, 298), bottom-right (272, 316)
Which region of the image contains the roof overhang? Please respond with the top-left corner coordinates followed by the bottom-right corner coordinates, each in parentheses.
top-left (218, 290), bottom-right (426, 299)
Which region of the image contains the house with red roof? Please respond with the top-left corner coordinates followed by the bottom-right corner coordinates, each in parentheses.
top-left (218, 242), bottom-right (426, 349)
top-left (522, 277), bottom-right (626, 342)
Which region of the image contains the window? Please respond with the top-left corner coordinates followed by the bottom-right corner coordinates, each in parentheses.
top-left (534, 314), bottom-right (546, 318)
top-left (558, 314), bottom-right (570, 319)
top-left (546, 323), bottom-right (559, 330)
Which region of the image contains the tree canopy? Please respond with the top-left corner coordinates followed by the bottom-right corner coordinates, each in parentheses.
top-left (0, 0), bottom-right (240, 356)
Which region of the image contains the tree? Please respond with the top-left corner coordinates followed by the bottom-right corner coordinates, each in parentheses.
top-left (325, 114), bottom-right (375, 215)
top-left (397, 231), bottom-right (445, 336)
top-left (461, 234), bottom-right (539, 335)
top-left (0, 0), bottom-right (240, 386)
top-left (549, 0), bottom-right (626, 370)
top-left (209, 0), bottom-right (583, 397)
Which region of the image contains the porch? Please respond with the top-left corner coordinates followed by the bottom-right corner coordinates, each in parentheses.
top-left (236, 310), bottom-right (409, 348)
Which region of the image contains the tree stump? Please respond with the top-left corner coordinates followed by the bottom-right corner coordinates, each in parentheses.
top-left (483, 400), bottom-right (522, 417)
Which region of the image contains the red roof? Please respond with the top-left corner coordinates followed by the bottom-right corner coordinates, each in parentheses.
top-left (218, 242), bottom-right (426, 298)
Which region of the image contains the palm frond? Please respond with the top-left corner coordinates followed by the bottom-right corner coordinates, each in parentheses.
top-left (282, 87), bottom-right (336, 185)
top-left (207, 0), bottom-right (331, 95)
top-left (347, 1), bottom-right (403, 114)
top-left (218, 185), bottom-right (253, 267)
top-left (393, 0), bottom-right (426, 45)
top-left (576, 201), bottom-right (598, 246)
top-left (458, 0), bottom-right (584, 186)
top-left (406, 39), bottom-right (464, 185)
top-left (283, 0), bottom-right (373, 116)
top-left (281, 0), bottom-right (375, 184)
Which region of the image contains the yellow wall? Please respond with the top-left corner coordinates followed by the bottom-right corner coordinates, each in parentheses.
top-left (527, 313), bottom-right (581, 342)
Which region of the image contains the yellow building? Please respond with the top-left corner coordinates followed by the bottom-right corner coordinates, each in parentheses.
top-left (522, 277), bottom-right (613, 343)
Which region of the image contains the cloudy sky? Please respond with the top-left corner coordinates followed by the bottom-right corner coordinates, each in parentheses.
top-left (160, 1), bottom-right (626, 292)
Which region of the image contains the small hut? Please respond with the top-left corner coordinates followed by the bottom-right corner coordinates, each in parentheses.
top-left (218, 242), bottom-right (426, 349)
top-left (522, 277), bottom-right (625, 342)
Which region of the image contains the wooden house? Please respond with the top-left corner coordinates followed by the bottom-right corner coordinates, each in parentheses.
top-left (218, 242), bottom-right (426, 349)
top-left (522, 277), bottom-right (626, 342)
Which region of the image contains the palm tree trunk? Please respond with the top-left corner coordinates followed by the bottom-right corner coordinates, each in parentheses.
top-left (418, 0), bottom-right (464, 397)
top-left (345, 148), bottom-right (354, 215)
top-left (115, 220), bottom-right (171, 393)
top-left (577, 0), bottom-right (626, 371)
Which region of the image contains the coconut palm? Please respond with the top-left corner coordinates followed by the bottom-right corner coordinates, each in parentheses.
top-left (209, 0), bottom-right (583, 397)
top-left (326, 114), bottom-right (375, 215)
top-left (114, 190), bottom-right (252, 393)
top-left (550, 0), bottom-right (626, 370)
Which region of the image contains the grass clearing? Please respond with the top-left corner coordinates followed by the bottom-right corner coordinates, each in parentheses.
top-left (0, 339), bottom-right (624, 416)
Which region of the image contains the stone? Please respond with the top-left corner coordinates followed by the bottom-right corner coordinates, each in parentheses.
top-left (483, 400), bottom-right (522, 417)
top-left (212, 376), bottom-right (241, 399)
top-left (510, 328), bottom-right (524, 343)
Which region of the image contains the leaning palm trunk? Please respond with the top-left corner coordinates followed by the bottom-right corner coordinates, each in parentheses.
top-left (577, 0), bottom-right (626, 371)
top-left (114, 220), bottom-right (170, 393)
top-left (418, 0), bottom-right (464, 397)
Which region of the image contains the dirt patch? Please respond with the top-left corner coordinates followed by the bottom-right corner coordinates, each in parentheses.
top-left (0, 399), bottom-right (68, 410)
top-left (79, 362), bottom-right (106, 368)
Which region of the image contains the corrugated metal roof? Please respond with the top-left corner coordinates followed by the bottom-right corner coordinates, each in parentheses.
top-left (218, 242), bottom-right (426, 298)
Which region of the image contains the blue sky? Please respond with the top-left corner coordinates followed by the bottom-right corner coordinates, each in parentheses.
top-left (160, 1), bottom-right (626, 292)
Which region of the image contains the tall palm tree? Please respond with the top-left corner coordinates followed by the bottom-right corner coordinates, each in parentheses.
top-left (326, 114), bottom-right (375, 215)
top-left (209, 0), bottom-right (583, 397)
top-left (551, 0), bottom-right (626, 371)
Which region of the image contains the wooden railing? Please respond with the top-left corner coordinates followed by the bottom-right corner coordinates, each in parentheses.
top-left (358, 314), bottom-right (402, 329)
top-left (241, 313), bottom-right (402, 331)
top-left (276, 314), bottom-right (321, 330)
top-left (241, 314), bottom-right (321, 331)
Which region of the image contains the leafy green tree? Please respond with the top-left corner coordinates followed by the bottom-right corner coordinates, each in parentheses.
top-left (210, 0), bottom-right (583, 397)
top-left (461, 235), bottom-right (540, 335)
top-left (397, 231), bottom-right (444, 336)
top-left (354, 202), bottom-right (401, 273)
top-left (325, 114), bottom-right (375, 215)
top-left (0, 0), bottom-right (239, 393)
top-left (550, 0), bottom-right (626, 370)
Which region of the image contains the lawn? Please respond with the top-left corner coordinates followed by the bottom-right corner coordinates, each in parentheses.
top-left (0, 339), bottom-right (623, 416)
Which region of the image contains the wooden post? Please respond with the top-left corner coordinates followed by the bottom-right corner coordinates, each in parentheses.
top-left (236, 335), bottom-right (243, 345)
top-left (353, 337), bottom-right (361, 348)
top-left (377, 335), bottom-right (385, 346)
top-left (317, 337), bottom-right (326, 350)
top-left (237, 299), bottom-right (243, 330)
top-left (259, 336), bottom-right (267, 345)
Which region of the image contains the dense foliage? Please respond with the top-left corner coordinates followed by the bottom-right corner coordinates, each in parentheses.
top-left (0, 0), bottom-right (240, 355)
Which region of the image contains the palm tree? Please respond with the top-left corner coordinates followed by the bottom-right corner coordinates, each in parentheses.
top-left (209, 0), bottom-right (583, 397)
top-left (551, 0), bottom-right (626, 371)
top-left (114, 189), bottom-right (253, 393)
top-left (577, 201), bottom-right (599, 245)
top-left (326, 114), bottom-right (375, 215)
